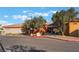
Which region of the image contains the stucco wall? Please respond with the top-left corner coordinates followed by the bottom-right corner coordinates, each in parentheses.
top-left (69, 22), bottom-right (79, 37)
top-left (69, 22), bottom-right (79, 33)
top-left (3, 28), bottom-right (22, 35)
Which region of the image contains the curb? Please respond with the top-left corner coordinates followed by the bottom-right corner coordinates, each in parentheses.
top-left (47, 36), bottom-right (79, 42)
top-left (29, 35), bottom-right (79, 42)
top-left (31, 36), bottom-right (48, 38)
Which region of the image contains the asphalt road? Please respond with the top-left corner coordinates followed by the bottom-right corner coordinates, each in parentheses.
top-left (0, 35), bottom-right (79, 52)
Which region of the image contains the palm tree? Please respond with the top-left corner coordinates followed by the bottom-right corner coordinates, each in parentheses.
top-left (52, 11), bottom-right (66, 35)
top-left (67, 7), bottom-right (79, 22)
top-left (51, 7), bottom-right (79, 36)
top-left (59, 10), bottom-right (66, 35)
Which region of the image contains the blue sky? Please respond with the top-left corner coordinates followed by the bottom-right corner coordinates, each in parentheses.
top-left (0, 7), bottom-right (79, 25)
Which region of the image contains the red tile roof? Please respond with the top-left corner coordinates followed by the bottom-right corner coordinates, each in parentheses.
top-left (3, 24), bottom-right (22, 28)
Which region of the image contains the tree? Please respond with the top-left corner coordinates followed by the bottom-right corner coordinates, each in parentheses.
top-left (51, 7), bottom-right (79, 35)
top-left (21, 16), bottom-right (47, 35)
top-left (0, 25), bottom-right (3, 34)
top-left (21, 19), bottom-right (33, 35)
top-left (51, 11), bottom-right (65, 35)
top-left (66, 7), bottom-right (79, 22)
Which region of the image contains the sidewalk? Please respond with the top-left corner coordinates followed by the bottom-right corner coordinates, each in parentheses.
top-left (47, 35), bottom-right (79, 42)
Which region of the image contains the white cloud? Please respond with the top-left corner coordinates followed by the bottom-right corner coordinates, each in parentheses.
top-left (12, 15), bottom-right (31, 21)
top-left (0, 20), bottom-right (13, 26)
top-left (4, 15), bottom-right (9, 18)
top-left (35, 12), bottom-right (49, 16)
top-left (29, 12), bottom-right (49, 17)
top-left (23, 11), bottom-right (28, 13)
top-left (3, 23), bottom-right (14, 26)
top-left (23, 10), bottom-right (33, 14)
top-left (28, 13), bottom-right (33, 16)
top-left (0, 20), bottom-right (7, 24)
top-left (50, 10), bottom-right (57, 14)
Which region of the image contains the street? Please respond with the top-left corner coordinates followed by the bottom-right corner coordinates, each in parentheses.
top-left (0, 35), bottom-right (79, 52)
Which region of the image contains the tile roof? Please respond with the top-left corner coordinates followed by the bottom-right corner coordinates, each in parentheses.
top-left (3, 24), bottom-right (22, 28)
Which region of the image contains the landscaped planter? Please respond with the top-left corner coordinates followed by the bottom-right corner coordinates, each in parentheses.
top-left (30, 32), bottom-right (42, 36)
top-left (30, 33), bottom-right (33, 36)
top-left (36, 32), bottom-right (41, 36)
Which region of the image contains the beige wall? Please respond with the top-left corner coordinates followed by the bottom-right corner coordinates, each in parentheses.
top-left (3, 28), bottom-right (22, 34)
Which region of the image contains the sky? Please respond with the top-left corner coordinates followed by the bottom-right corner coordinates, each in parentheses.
top-left (0, 7), bottom-right (79, 26)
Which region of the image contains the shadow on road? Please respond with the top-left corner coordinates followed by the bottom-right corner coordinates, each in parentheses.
top-left (1, 45), bottom-right (46, 52)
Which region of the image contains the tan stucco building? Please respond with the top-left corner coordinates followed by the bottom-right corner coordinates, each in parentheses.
top-left (2, 24), bottom-right (22, 35)
top-left (65, 21), bottom-right (79, 37)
